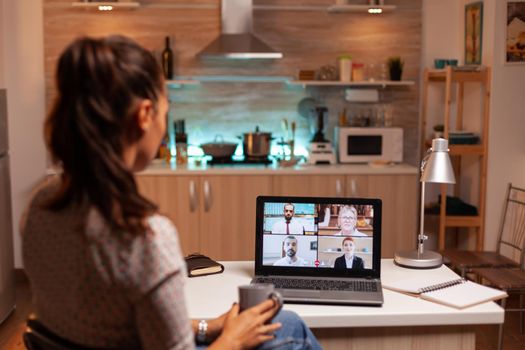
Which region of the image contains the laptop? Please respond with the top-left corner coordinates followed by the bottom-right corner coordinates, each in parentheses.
top-left (252, 196), bottom-right (383, 306)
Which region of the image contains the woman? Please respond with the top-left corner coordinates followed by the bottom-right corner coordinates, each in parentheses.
top-left (333, 237), bottom-right (364, 270)
top-left (334, 205), bottom-right (367, 237)
top-left (21, 35), bottom-right (321, 350)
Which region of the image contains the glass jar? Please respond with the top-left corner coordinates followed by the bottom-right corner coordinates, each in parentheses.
top-left (352, 63), bottom-right (365, 81)
top-left (175, 132), bottom-right (188, 165)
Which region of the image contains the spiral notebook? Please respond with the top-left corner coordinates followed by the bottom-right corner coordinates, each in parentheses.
top-left (383, 277), bottom-right (507, 309)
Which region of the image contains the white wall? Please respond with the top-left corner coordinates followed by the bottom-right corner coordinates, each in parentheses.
top-left (484, 0), bottom-right (525, 250)
top-left (1, 0), bottom-right (47, 268)
top-left (421, 0), bottom-right (462, 249)
top-left (423, 0), bottom-right (525, 251)
top-left (0, 1), bottom-right (5, 89)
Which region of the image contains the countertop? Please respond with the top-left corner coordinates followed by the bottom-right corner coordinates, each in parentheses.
top-left (137, 160), bottom-right (418, 176)
top-left (185, 260), bottom-right (504, 328)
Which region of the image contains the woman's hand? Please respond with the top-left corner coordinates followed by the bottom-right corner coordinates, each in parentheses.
top-left (209, 299), bottom-right (281, 350)
top-left (205, 310), bottom-right (228, 342)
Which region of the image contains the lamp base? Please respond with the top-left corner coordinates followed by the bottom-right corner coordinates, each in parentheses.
top-left (394, 250), bottom-right (443, 269)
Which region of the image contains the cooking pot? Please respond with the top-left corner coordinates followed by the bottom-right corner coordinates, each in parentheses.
top-left (240, 126), bottom-right (273, 158)
top-left (200, 135), bottom-right (238, 158)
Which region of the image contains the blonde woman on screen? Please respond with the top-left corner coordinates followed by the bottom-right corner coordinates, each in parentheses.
top-left (335, 205), bottom-right (367, 237)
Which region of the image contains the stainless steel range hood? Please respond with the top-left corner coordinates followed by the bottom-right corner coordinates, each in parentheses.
top-left (197, 0), bottom-right (283, 59)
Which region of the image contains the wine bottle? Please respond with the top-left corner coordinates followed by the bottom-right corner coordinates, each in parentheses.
top-left (161, 36), bottom-right (174, 79)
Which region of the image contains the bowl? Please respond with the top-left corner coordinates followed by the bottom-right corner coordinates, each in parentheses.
top-left (200, 135), bottom-right (239, 158)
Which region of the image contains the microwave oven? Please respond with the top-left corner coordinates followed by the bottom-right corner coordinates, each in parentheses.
top-left (335, 127), bottom-right (403, 163)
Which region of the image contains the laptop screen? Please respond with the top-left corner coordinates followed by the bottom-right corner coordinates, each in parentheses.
top-left (255, 196), bottom-right (382, 279)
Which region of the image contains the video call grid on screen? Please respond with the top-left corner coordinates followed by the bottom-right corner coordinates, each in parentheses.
top-left (262, 201), bottom-right (376, 270)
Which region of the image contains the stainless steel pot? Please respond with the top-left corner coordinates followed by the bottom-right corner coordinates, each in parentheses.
top-left (240, 126), bottom-right (273, 158)
top-left (201, 135), bottom-right (238, 158)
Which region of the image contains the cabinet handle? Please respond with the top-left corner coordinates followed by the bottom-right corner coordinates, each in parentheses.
top-left (336, 179), bottom-right (342, 197)
top-left (351, 179), bottom-right (357, 196)
top-left (203, 180), bottom-right (212, 212)
top-left (189, 180), bottom-right (198, 212)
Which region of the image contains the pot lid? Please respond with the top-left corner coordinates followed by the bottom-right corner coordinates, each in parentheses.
top-left (202, 135), bottom-right (238, 146)
top-left (244, 125), bottom-right (271, 134)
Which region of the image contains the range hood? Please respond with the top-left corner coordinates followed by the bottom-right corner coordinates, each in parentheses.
top-left (197, 0), bottom-right (283, 59)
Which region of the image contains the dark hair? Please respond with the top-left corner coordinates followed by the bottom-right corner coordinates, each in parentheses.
top-left (44, 35), bottom-right (164, 235)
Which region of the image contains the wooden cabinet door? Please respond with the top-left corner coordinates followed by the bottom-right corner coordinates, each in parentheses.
top-left (135, 175), bottom-right (201, 256)
top-left (366, 174), bottom-right (418, 258)
top-left (272, 175), bottom-right (345, 197)
top-left (199, 175), bottom-right (272, 261)
top-left (345, 175), bottom-right (369, 198)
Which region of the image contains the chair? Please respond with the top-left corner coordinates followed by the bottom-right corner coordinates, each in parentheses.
top-left (442, 183), bottom-right (525, 277)
top-left (23, 315), bottom-right (107, 350)
top-left (470, 267), bottom-right (525, 350)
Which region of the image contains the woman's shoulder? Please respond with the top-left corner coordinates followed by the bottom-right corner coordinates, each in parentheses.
top-left (146, 214), bottom-right (176, 234)
top-left (20, 175), bottom-right (61, 232)
top-left (28, 175), bottom-right (60, 204)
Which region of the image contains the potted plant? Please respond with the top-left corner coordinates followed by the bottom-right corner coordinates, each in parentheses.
top-left (387, 56), bottom-right (404, 81)
top-left (433, 124), bottom-right (444, 138)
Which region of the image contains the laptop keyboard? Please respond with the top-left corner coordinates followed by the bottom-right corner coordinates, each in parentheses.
top-left (253, 277), bottom-right (378, 292)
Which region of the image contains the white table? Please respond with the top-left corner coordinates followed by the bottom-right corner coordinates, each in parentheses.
top-left (185, 260), bottom-right (504, 350)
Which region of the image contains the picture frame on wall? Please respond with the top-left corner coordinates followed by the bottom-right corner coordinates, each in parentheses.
top-left (465, 1), bottom-right (483, 65)
top-left (506, 0), bottom-right (525, 64)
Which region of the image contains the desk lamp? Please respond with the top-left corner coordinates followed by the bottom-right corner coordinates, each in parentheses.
top-left (394, 138), bottom-right (456, 269)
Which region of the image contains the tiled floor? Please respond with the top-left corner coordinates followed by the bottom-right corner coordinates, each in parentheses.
top-left (1, 278), bottom-right (525, 350)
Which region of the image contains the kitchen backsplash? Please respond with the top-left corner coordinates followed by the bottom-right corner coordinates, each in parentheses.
top-left (169, 82), bottom-right (418, 164)
top-left (43, 0), bottom-right (422, 165)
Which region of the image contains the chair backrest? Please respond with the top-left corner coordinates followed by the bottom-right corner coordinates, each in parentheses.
top-left (23, 318), bottom-right (108, 350)
top-left (497, 183), bottom-right (525, 266)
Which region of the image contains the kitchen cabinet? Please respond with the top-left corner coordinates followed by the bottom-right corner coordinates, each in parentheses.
top-left (136, 175), bottom-right (271, 260)
top-left (365, 175), bottom-right (418, 258)
top-left (272, 175), bottom-right (345, 197)
top-left (345, 174), bottom-right (418, 257)
top-left (198, 176), bottom-right (272, 260)
top-left (136, 171), bottom-right (417, 260)
top-left (136, 175), bottom-right (200, 255)
top-left (272, 173), bottom-right (417, 257)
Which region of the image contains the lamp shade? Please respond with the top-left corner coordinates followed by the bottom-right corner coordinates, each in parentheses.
top-left (420, 138), bottom-right (456, 184)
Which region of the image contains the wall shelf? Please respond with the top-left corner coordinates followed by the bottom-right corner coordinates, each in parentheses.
top-left (71, 2), bottom-right (140, 10)
top-left (287, 80), bottom-right (414, 88)
top-left (253, 4), bottom-right (395, 14)
top-left (166, 79), bottom-right (200, 88)
top-left (165, 77), bottom-right (415, 89)
top-left (327, 5), bottom-right (396, 13)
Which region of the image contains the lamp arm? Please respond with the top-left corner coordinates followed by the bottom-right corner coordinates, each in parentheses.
top-left (418, 181), bottom-right (427, 254)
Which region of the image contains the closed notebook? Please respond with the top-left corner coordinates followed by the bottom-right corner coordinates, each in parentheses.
top-left (185, 253), bottom-right (224, 278)
top-left (383, 277), bottom-right (507, 309)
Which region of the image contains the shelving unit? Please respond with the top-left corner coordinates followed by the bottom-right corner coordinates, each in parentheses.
top-left (421, 66), bottom-right (491, 251)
